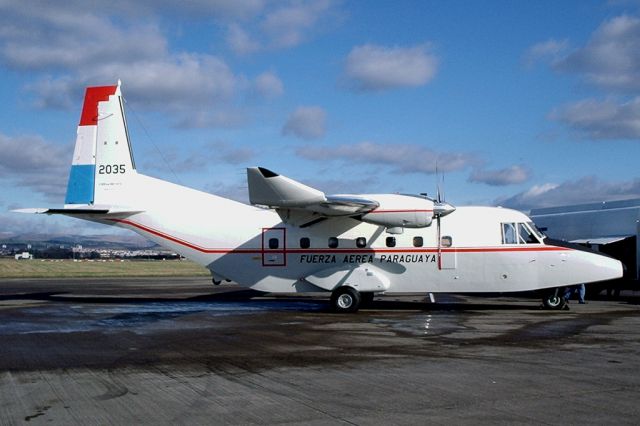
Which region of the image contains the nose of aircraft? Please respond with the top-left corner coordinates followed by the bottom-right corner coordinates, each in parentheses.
top-left (574, 250), bottom-right (624, 284)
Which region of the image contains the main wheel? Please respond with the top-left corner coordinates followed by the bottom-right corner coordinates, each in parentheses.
top-left (330, 287), bottom-right (361, 313)
top-left (542, 288), bottom-right (566, 310)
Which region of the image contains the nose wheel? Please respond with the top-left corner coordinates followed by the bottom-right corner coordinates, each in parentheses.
top-left (542, 288), bottom-right (567, 310)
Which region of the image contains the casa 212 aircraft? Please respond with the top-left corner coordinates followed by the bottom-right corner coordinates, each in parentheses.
top-left (16, 82), bottom-right (623, 312)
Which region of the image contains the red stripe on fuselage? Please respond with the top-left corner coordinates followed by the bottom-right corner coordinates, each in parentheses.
top-left (108, 218), bottom-right (255, 254)
top-left (368, 209), bottom-right (433, 214)
top-left (79, 85), bottom-right (118, 126)
top-left (109, 218), bottom-right (572, 255)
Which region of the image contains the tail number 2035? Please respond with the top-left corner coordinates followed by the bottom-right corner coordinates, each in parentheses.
top-left (98, 164), bottom-right (126, 174)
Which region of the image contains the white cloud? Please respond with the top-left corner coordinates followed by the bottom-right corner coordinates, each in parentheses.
top-left (530, 15), bottom-right (640, 141)
top-left (550, 96), bottom-right (640, 140)
top-left (143, 140), bottom-right (255, 174)
top-left (554, 15), bottom-right (640, 92)
top-left (222, 0), bottom-right (340, 53)
top-left (344, 44), bottom-right (438, 91)
top-left (300, 176), bottom-right (381, 195)
top-left (0, 133), bottom-right (71, 200)
top-left (522, 39), bottom-right (569, 67)
top-left (261, 0), bottom-right (334, 48)
top-left (0, 3), bottom-right (167, 72)
top-left (296, 141), bottom-right (477, 174)
top-left (282, 106), bottom-right (327, 140)
top-left (253, 71), bottom-right (284, 98)
top-left (496, 177), bottom-right (640, 211)
top-left (175, 109), bottom-right (248, 129)
top-left (204, 179), bottom-right (249, 203)
top-left (209, 141), bottom-right (256, 164)
top-left (0, 4), bottom-right (272, 128)
top-left (469, 165), bottom-right (531, 186)
top-left (226, 23), bottom-right (261, 55)
top-left (0, 0), bottom-right (266, 22)
top-left (0, 2), bottom-right (342, 127)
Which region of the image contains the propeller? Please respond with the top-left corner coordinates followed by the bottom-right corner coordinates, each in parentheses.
top-left (433, 171), bottom-right (455, 270)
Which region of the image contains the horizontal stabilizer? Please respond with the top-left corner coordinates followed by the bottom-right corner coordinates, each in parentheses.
top-left (12, 206), bottom-right (142, 216)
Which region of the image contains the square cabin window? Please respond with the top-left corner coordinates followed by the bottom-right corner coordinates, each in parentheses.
top-left (413, 236), bottom-right (423, 247)
top-left (328, 237), bottom-right (339, 248)
top-left (386, 236), bottom-right (396, 247)
top-left (356, 237), bottom-right (367, 248)
top-left (268, 238), bottom-right (279, 249)
top-left (300, 237), bottom-right (311, 249)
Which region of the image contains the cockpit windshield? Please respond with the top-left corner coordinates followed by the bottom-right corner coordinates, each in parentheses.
top-left (501, 222), bottom-right (543, 244)
top-left (527, 222), bottom-right (546, 240)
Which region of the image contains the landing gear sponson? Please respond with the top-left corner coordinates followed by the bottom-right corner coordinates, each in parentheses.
top-left (331, 286), bottom-right (569, 312)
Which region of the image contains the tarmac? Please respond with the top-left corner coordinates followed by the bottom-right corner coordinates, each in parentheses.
top-left (0, 277), bottom-right (639, 425)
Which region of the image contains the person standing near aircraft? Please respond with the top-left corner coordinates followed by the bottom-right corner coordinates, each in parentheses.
top-left (564, 284), bottom-right (586, 304)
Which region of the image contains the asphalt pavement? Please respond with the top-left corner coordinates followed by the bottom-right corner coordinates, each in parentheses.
top-left (0, 277), bottom-right (639, 425)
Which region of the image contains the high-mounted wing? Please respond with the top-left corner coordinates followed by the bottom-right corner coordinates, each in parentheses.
top-left (247, 167), bottom-right (455, 230)
top-left (247, 167), bottom-right (379, 217)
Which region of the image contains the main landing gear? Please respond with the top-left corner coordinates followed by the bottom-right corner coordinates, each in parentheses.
top-left (330, 287), bottom-right (362, 313)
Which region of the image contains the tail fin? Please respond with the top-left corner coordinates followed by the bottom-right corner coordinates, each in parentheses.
top-left (65, 81), bottom-right (137, 207)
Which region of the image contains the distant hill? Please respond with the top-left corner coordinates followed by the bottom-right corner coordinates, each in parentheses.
top-left (1, 233), bottom-right (157, 250)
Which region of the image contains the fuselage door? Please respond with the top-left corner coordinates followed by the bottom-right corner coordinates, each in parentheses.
top-left (439, 235), bottom-right (457, 269)
top-left (262, 227), bottom-right (286, 266)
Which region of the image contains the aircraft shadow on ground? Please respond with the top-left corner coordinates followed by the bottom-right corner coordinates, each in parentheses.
top-left (0, 289), bottom-right (265, 305)
top-left (0, 290), bottom-right (547, 312)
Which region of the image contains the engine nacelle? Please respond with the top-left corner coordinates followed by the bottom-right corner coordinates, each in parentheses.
top-left (357, 194), bottom-right (435, 228)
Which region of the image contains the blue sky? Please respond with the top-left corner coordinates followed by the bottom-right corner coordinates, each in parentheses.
top-left (2, 0), bottom-right (640, 237)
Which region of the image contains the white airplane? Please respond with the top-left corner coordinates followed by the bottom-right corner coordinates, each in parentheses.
top-left (16, 82), bottom-right (623, 312)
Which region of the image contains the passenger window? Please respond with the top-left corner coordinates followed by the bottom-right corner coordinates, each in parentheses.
top-left (300, 237), bottom-right (310, 249)
top-left (413, 236), bottom-right (423, 247)
top-left (441, 236), bottom-right (452, 247)
top-left (518, 223), bottom-right (539, 244)
top-left (328, 237), bottom-right (339, 248)
top-left (386, 237), bottom-right (396, 247)
top-left (268, 238), bottom-right (279, 249)
top-left (502, 223), bottom-right (518, 244)
top-left (356, 237), bottom-right (367, 248)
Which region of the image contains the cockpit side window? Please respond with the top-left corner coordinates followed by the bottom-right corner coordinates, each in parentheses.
top-left (502, 223), bottom-right (518, 244)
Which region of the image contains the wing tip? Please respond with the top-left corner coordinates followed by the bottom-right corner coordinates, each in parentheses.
top-left (257, 167), bottom-right (278, 178)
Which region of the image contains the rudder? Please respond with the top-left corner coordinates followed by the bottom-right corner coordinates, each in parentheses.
top-left (65, 81), bottom-right (137, 207)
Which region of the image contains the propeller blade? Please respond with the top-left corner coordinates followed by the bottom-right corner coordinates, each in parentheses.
top-left (436, 214), bottom-right (442, 270)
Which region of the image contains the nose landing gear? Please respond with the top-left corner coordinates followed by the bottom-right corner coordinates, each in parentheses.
top-left (542, 288), bottom-right (567, 310)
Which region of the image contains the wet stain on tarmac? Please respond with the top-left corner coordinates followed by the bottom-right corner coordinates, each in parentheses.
top-left (24, 405), bottom-right (50, 422)
top-left (0, 279), bottom-right (638, 374)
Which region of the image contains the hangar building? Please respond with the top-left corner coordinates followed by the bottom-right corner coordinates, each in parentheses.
top-left (530, 198), bottom-right (640, 284)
